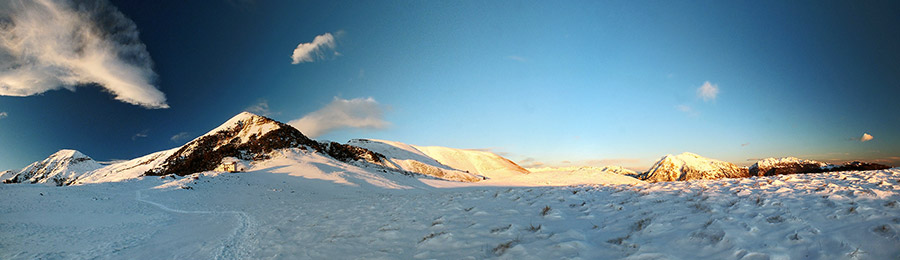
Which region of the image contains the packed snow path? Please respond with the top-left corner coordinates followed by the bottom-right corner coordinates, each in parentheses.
top-left (1, 169), bottom-right (898, 259)
top-left (134, 190), bottom-right (256, 259)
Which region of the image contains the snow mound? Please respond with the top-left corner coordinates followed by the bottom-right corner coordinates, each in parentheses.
top-left (2, 149), bottom-right (104, 185)
top-left (640, 152), bottom-right (748, 182)
top-left (348, 139), bottom-right (484, 182)
top-left (750, 157), bottom-right (827, 176)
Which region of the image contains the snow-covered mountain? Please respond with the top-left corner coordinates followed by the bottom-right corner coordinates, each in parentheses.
top-left (347, 139), bottom-right (529, 181)
top-left (77, 112), bottom-right (388, 183)
top-left (640, 152), bottom-right (749, 182)
top-left (2, 149), bottom-right (104, 185)
top-left (347, 139), bottom-right (485, 182)
top-left (749, 157), bottom-right (827, 176)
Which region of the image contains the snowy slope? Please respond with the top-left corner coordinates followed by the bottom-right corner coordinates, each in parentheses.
top-left (2, 149), bottom-right (104, 185)
top-left (347, 139), bottom-right (484, 182)
top-left (75, 148), bottom-right (179, 184)
top-left (641, 152), bottom-right (749, 182)
top-left (413, 145), bottom-right (529, 179)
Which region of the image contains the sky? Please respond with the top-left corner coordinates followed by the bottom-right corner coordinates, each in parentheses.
top-left (1, 0), bottom-right (899, 171)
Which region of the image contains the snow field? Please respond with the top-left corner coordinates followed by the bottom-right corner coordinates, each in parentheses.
top-left (1, 168), bottom-right (898, 259)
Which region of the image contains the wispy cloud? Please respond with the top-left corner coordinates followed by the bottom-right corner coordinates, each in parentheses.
top-left (0, 0), bottom-right (167, 108)
top-left (0, 112), bottom-right (7, 120)
top-left (518, 158), bottom-right (545, 168)
top-left (132, 129), bottom-right (149, 141)
top-left (170, 132), bottom-right (192, 143)
top-left (288, 97), bottom-right (389, 138)
top-left (506, 55), bottom-right (527, 63)
top-left (860, 133), bottom-right (874, 142)
top-left (291, 32), bottom-right (338, 64)
top-left (676, 104), bottom-right (699, 117)
top-left (245, 98), bottom-right (272, 116)
top-left (741, 142), bottom-right (750, 147)
top-left (696, 81), bottom-right (719, 102)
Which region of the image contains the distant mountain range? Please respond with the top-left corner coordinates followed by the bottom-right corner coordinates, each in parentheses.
top-left (0, 112), bottom-right (892, 186)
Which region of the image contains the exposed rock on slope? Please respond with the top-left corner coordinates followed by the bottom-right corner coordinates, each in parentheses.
top-left (749, 157), bottom-right (892, 176)
top-left (2, 150), bottom-right (103, 185)
top-left (640, 152), bottom-right (748, 182)
top-left (749, 157), bottom-right (827, 176)
top-left (147, 112), bottom-right (386, 176)
top-left (829, 161), bottom-right (891, 172)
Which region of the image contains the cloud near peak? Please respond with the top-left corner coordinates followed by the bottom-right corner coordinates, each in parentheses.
top-left (288, 97), bottom-right (389, 138)
top-left (0, 0), bottom-right (168, 108)
top-left (291, 32), bottom-right (338, 64)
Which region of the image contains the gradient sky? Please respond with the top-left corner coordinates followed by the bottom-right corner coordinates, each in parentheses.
top-left (1, 0), bottom-right (899, 171)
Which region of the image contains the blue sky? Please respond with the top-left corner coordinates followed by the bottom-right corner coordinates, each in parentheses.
top-left (1, 0), bottom-right (898, 170)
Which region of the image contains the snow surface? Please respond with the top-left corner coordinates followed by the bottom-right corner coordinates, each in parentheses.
top-left (2, 148), bottom-right (898, 259)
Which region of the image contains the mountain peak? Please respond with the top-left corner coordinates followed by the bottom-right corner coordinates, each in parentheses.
top-left (2, 149), bottom-right (102, 185)
top-left (641, 152), bottom-right (748, 182)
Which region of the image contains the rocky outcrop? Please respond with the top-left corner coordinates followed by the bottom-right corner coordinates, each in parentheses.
top-left (640, 152), bottom-right (749, 182)
top-left (749, 157), bottom-right (826, 176)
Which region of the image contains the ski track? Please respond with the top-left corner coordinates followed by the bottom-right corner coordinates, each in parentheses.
top-left (134, 190), bottom-right (256, 259)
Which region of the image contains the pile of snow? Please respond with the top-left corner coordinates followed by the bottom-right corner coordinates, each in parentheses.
top-left (2, 149), bottom-right (103, 185)
top-left (347, 139), bottom-right (484, 182)
top-left (750, 157), bottom-right (827, 176)
top-left (640, 152), bottom-right (748, 182)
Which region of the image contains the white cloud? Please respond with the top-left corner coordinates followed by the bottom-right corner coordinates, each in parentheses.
top-left (0, 0), bottom-right (167, 108)
top-left (0, 112), bottom-right (7, 119)
top-left (288, 97), bottom-right (389, 138)
top-left (861, 133), bottom-right (874, 142)
top-left (518, 158), bottom-right (545, 168)
top-left (676, 104), bottom-right (699, 117)
top-left (291, 32), bottom-right (337, 64)
top-left (170, 132), bottom-right (192, 142)
top-left (132, 129), bottom-right (149, 140)
top-left (696, 81), bottom-right (719, 102)
top-left (245, 99), bottom-right (272, 116)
